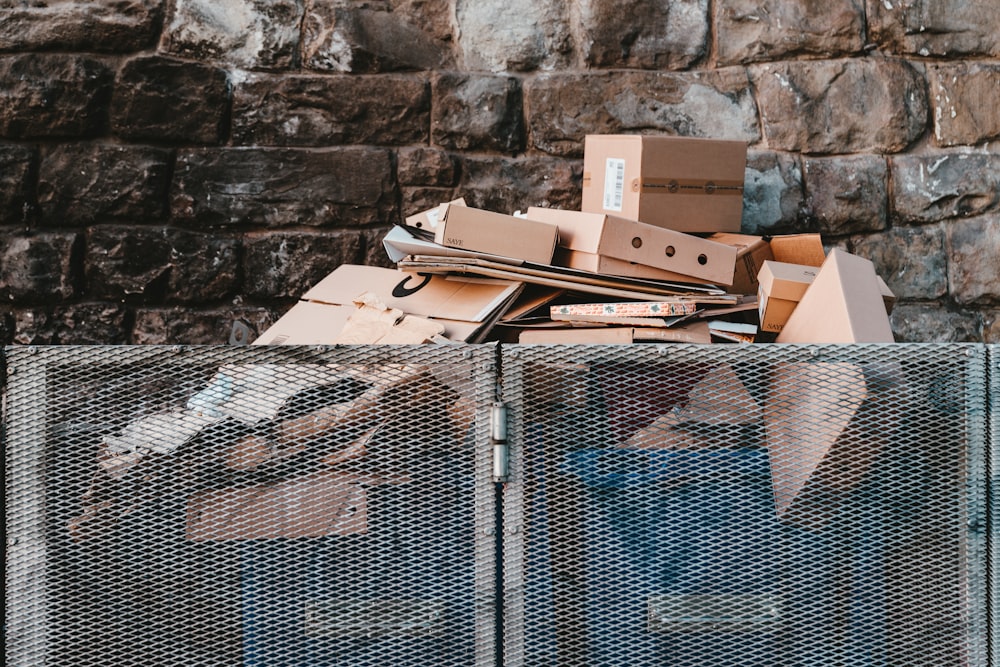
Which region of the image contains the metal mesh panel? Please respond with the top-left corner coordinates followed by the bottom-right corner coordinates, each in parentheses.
top-left (5, 344), bottom-right (499, 667)
top-left (502, 343), bottom-right (990, 667)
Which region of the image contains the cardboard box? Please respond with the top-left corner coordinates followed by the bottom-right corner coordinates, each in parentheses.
top-left (435, 204), bottom-right (558, 264)
top-left (555, 232), bottom-right (771, 294)
top-left (759, 259), bottom-right (896, 334)
top-left (254, 264), bottom-right (523, 344)
top-left (581, 134), bottom-right (748, 233)
top-left (525, 206), bottom-right (737, 284)
top-left (757, 261), bottom-right (819, 333)
top-left (775, 249), bottom-right (894, 343)
top-left (404, 198), bottom-right (466, 232)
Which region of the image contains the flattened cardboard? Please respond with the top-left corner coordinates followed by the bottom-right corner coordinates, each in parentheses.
top-left (255, 264), bottom-right (522, 344)
top-left (186, 471), bottom-right (368, 541)
top-left (518, 320), bottom-right (711, 344)
top-left (765, 362), bottom-right (885, 525)
top-left (776, 249), bottom-right (894, 343)
top-left (525, 206), bottom-right (737, 284)
top-left (435, 204), bottom-right (558, 264)
top-left (581, 134), bottom-right (748, 233)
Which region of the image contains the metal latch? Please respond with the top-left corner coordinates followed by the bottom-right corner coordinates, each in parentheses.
top-left (491, 402), bottom-right (509, 482)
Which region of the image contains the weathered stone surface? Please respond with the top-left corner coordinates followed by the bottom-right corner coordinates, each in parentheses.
top-left (716, 0), bottom-right (864, 65)
top-left (86, 226), bottom-right (239, 303)
top-left (984, 310), bottom-right (1000, 344)
top-left (302, 3), bottom-right (451, 72)
top-left (112, 56), bottom-right (229, 144)
top-left (750, 59), bottom-right (927, 154)
top-left (803, 155), bottom-right (888, 235)
top-left (850, 225), bottom-right (947, 300)
top-left (231, 73), bottom-right (430, 146)
top-left (13, 304), bottom-right (128, 344)
top-left (432, 74), bottom-right (523, 153)
top-left (362, 227), bottom-right (395, 269)
top-left (172, 147), bottom-right (397, 227)
top-left (401, 187), bottom-right (458, 219)
top-left (741, 150), bottom-right (805, 234)
top-left (889, 303), bottom-right (981, 343)
top-left (945, 213), bottom-right (1000, 305)
top-left (0, 54), bottom-right (113, 138)
top-left (455, 0), bottom-right (572, 72)
top-left (526, 69), bottom-right (759, 157)
top-left (0, 308), bottom-right (13, 345)
top-left (1, 231), bottom-right (80, 303)
top-left (578, 0), bottom-right (708, 69)
top-left (133, 306), bottom-right (277, 344)
top-left (866, 0), bottom-right (1000, 57)
top-left (0, 1), bottom-right (162, 53)
top-left (160, 0), bottom-right (303, 70)
top-left (456, 156), bottom-right (582, 214)
top-left (243, 230), bottom-right (366, 298)
top-left (38, 145), bottom-right (172, 225)
top-left (0, 144), bottom-right (35, 225)
top-left (397, 147), bottom-right (457, 187)
top-left (890, 153), bottom-right (1000, 224)
top-left (928, 63), bottom-right (1000, 147)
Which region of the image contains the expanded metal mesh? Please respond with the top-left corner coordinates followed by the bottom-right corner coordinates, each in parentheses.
top-left (5, 344), bottom-right (499, 667)
top-left (502, 344), bottom-right (991, 667)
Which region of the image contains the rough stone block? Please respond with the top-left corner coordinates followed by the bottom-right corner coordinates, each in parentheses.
top-left (160, 0), bottom-right (303, 70)
top-left (86, 226), bottom-right (239, 303)
top-left (401, 187), bottom-right (458, 219)
top-left (302, 3), bottom-right (451, 72)
top-left (362, 227), bottom-right (395, 268)
top-left (742, 150), bottom-right (805, 234)
top-left (232, 73), bottom-right (430, 146)
top-left (0, 54), bottom-right (113, 138)
top-left (850, 226), bottom-right (947, 300)
top-left (867, 0), bottom-right (1000, 57)
top-left (0, 308), bottom-right (13, 345)
top-left (455, 0), bottom-right (573, 72)
top-left (889, 303), bottom-right (981, 343)
top-left (432, 73), bottom-right (524, 153)
top-left (243, 230), bottom-right (366, 298)
top-left (1, 231), bottom-right (81, 302)
top-left (133, 306), bottom-right (277, 344)
top-left (984, 310), bottom-right (1000, 344)
top-left (946, 213), bottom-right (1000, 305)
top-left (0, 0), bottom-right (162, 53)
top-left (526, 69), bottom-right (759, 157)
top-left (0, 144), bottom-right (36, 225)
top-left (172, 147), bottom-right (397, 227)
top-left (456, 155), bottom-right (582, 214)
top-left (112, 56), bottom-right (230, 144)
top-left (578, 0), bottom-right (708, 69)
top-left (716, 0), bottom-right (864, 65)
top-left (803, 155), bottom-right (888, 235)
top-left (751, 59), bottom-right (927, 154)
top-left (928, 63), bottom-right (1000, 147)
top-left (397, 147), bottom-right (457, 187)
top-left (890, 153), bottom-right (1000, 224)
top-left (13, 304), bottom-right (128, 345)
top-left (38, 145), bottom-right (172, 225)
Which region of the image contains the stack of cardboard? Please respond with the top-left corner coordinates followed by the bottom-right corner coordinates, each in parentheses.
top-left (254, 134), bottom-right (896, 346)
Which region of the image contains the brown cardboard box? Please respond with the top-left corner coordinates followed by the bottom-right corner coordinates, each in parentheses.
top-left (769, 233), bottom-right (826, 267)
top-left (759, 260), bottom-right (896, 334)
top-left (757, 261), bottom-right (819, 333)
top-left (581, 134), bottom-right (748, 233)
top-left (435, 204), bottom-right (558, 264)
top-left (404, 197), bottom-right (466, 232)
top-left (254, 264), bottom-right (523, 344)
top-left (709, 232), bottom-right (773, 294)
top-left (525, 206), bottom-right (737, 284)
top-left (775, 249), bottom-right (894, 343)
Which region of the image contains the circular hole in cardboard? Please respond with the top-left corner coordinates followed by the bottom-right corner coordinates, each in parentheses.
top-left (632, 237), bottom-right (643, 249)
top-left (697, 254), bottom-right (708, 265)
top-left (665, 245), bottom-right (676, 257)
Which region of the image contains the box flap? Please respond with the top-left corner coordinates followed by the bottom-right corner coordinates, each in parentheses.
top-left (776, 249), bottom-right (894, 343)
top-left (769, 233), bottom-right (826, 267)
top-left (758, 261), bottom-right (820, 301)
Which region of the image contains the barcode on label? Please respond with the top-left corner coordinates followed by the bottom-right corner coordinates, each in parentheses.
top-left (603, 158), bottom-right (626, 211)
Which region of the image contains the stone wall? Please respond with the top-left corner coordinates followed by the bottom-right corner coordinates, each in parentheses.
top-left (1, 0), bottom-right (998, 344)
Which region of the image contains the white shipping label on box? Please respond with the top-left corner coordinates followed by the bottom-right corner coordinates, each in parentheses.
top-left (603, 158), bottom-right (626, 211)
